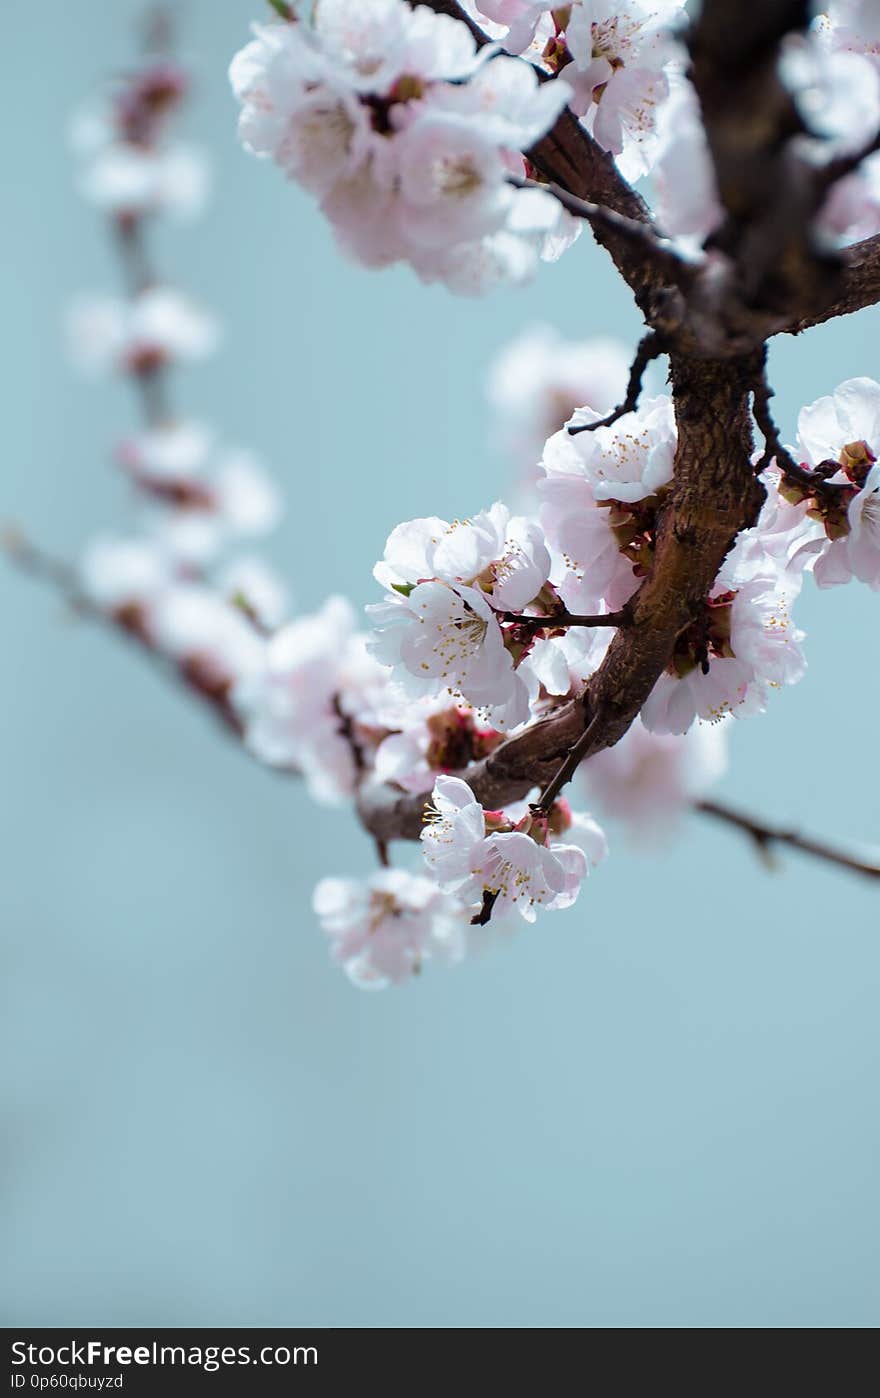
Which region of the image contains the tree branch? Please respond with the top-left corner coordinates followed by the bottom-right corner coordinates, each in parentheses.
top-left (359, 353), bottom-right (765, 843)
top-left (498, 608), bottom-right (631, 630)
top-left (568, 331), bottom-right (665, 435)
top-left (2, 529), bottom-right (245, 737)
top-left (696, 798), bottom-right (880, 881)
top-left (10, 531), bottom-right (878, 891)
top-left (750, 348), bottom-right (851, 500)
top-left (415, 0), bottom-right (682, 310)
top-left (781, 232), bottom-right (880, 334)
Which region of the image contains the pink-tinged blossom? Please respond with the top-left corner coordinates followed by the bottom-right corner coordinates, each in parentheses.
top-left (117, 420), bottom-right (213, 484)
top-left (150, 584), bottom-right (267, 689)
top-left (580, 717), bottom-right (728, 840)
top-left (116, 430), bottom-right (281, 560)
top-left (392, 113), bottom-right (513, 250)
top-left (234, 595), bottom-right (385, 802)
top-left (421, 775), bottom-right (604, 922)
top-left (794, 377), bottom-right (880, 589)
top-left (539, 394), bottom-right (676, 612)
top-left (816, 2), bottom-right (880, 69)
top-left (652, 77), bottom-right (723, 242)
top-left (367, 580), bottom-right (531, 729)
top-left (67, 287), bottom-right (219, 375)
top-left (487, 325), bottom-right (630, 474)
top-left (520, 623), bottom-right (612, 702)
top-left (230, 4), bottom-right (573, 292)
top-left (313, 868), bottom-right (468, 990)
top-left (374, 503), bottom-right (551, 610)
top-left (372, 699), bottom-right (503, 794)
top-left (844, 462), bottom-right (880, 586)
top-left (802, 6), bottom-right (880, 240)
top-left (564, 1), bottom-right (687, 180)
top-left (217, 555), bottom-right (291, 630)
top-left (469, 2), bottom-right (550, 53)
top-left (76, 140), bottom-right (209, 221)
top-left (640, 568), bottom-right (807, 735)
top-left (562, 396), bottom-right (676, 504)
top-left (79, 534), bottom-right (173, 622)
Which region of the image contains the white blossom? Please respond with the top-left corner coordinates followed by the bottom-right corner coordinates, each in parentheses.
top-left (217, 555), bottom-right (291, 629)
top-left (67, 287), bottom-right (219, 375)
top-left (652, 76), bottom-right (723, 242)
top-left (150, 584), bottom-right (267, 688)
top-left (117, 420), bottom-right (213, 483)
top-left (421, 775), bottom-right (603, 921)
top-left (539, 394), bottom-right (676, 612)
top-left (79, 535), bottom-right (173, 620)
top-left (77, 141), bottom-right (209, 221)
top-left (367, 579), bottom-right (531, 729)
top-left (795, 376), bottom-right (880, 589)
top-left (230, 3), bottom-right (572, 292)
top-left (565, 0), bottom-right (687, 180)
top-left (640, 568), bottom-right (807, 735)
top-left (313, 867), bottom-right (468, 989)
top-left (374, 503), bottom-right (551, 610)
top-left (235, 596), bottom-right (386, 803)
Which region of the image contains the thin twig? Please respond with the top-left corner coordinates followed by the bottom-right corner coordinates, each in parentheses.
top-left (532, 705), bottom-right (607, 814)
top-left (111, 218), bottom-right (173, 428)
top-left (696, 798), bottom-right (880, 882)
top-left (816, 127), bottom-right (880, 193)
top-left (568, 331), bottom-right (664, 435)
top-left (499, 607), bottom-right (632, 629)
top-left (2, 526), bottom-right (102, 618)
top-left (751, 349), bottom-right (849, 499)
top-left (2, 529), bottom-right (245, 737)
top-left (470, 889), bottom-right (499, 927)
top-left (506, 175), bottom-right (694, 286)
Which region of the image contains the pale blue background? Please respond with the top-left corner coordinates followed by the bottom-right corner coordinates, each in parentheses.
top-left (2, 2), bottom-right (879, 1328)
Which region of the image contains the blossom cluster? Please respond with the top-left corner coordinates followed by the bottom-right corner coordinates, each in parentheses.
top-left (230, 0), bottom-right (579, 292)
top-left (231, 3), bottom-right (880, 297)
top-left (466, 0), bottom-right (688, 179)
top-left (57, 8), bottom-right (880, 992)
top-left (69, 53), bottom-right (290, 720)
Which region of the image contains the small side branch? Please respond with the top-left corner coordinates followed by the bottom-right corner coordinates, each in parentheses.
top-left (568, 331), bottom-right (665, 436)
top-left (499, 607), bottom-right (632, 630)
top-left (2, 526), bottom-right (99, 618)
top-left (696, 798), bottom-right (880, 882)
top-left (532, 705), bottom-right (607, 815)
top-left (508, 175), bottom-right (693, 289)
top-left (3, 529), bottom-right (245, 739)
top-left (815, 128), bottom-right (880, 194)
top-left (751, 352), bottom-right (849, 500)
top-left (470, 889), bottom-right (499, 927)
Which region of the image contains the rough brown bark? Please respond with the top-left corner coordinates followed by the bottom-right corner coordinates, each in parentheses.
top-left (359, 354), bottom-right (764, 842)
top-left (353, 0), bottom-right (880, 847)
top-left (782, 232), bottom-right (880, 334)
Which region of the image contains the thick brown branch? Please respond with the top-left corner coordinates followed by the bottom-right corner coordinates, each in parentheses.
top-left (684, 0), bottom-right (858, 342)
top-left (782, 233), bottom-right (880, 334)
top-left (416, 0), bottom-right (679, 308)
top-left (697, 799), bottom-right (880, 882)
top-left (359, 355), bottom-right (765, 844)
